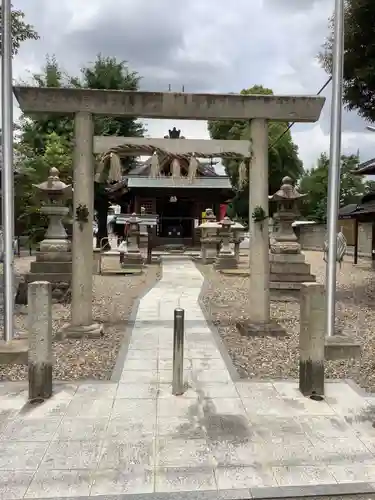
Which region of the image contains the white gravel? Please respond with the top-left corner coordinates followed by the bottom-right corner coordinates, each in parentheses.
top-left (0, 256), bottom-right (160, 381)
top-left (199, 251), bottom-right (372, 391)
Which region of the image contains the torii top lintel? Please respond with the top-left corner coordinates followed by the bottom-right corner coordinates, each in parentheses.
top-left (13, 86), bottom-right (325, 123)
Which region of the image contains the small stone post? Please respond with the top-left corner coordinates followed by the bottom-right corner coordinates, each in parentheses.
top-left (28, 281), bottom-right (53, 401)
top-left (299, 282), bottom-right (325, 397)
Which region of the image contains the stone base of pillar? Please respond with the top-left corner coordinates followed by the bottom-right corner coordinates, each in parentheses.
top-left (200, 244), bottom-right (218, 264)
top-left (139, 233), bottom-right (148, 249)
top-left (325, 335), bottom-right (361, 361)
top-left (121, 251), bottom-right (144, 269)
top-left (269, 243), bottom-right (315, 301)
top-left (214, 250), bottom-right (237, 270)
top-left (0, 339), bottom-right (28, 365)
top-left (236, 319), bottom-right (286, 338)
top-left (58, 322), bottom-right (103, 340)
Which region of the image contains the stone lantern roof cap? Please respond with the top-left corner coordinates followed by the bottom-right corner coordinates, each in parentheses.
top-left (269, 176), bottom-right (307, 201)
top-left (33, 167), bottom-right (72, 195)
top-left (220, 216), bottom-right (234, 226)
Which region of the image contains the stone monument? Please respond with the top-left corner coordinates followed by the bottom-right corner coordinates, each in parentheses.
top-left (198, 208), bottom-right (220, 264)
top-left (26, 167), bottom-right (72, 302)
top-left (269, 176), bottom-right (315, 300)
top-left (121, 213), bottom-right (143, 271)
top-left (214, 217), bottom-right (238, 269)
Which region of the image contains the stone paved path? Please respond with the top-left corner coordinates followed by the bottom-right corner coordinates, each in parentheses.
top-left (1, 257), bottom-right (375, 498)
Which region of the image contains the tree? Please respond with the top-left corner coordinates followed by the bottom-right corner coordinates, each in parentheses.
top-left (15, 132), bottom-right (72, 243)
top-left (74, 55), bottom-right (145, 247)
top-left (16, 54), bottom-right (145, 247)
top-left (299, 153), bottom-right (365, 222)
top-left (319, 0), bottom-right (375, 122)
top-left (0, 5), bottom-right (39, 54)
top-left (208, 85), bottom-right (303, 221)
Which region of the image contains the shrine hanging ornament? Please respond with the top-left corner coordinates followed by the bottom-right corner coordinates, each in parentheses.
top-left (75, 204), bottom-right (89, 231)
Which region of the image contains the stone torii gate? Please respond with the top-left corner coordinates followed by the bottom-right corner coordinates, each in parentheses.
top-left (13, 87), bottom-right (325, 337)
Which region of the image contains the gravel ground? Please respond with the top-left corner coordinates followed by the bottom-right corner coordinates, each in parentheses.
top-left (0, 255), bottom-right (160, 381)
top-left (198, 251), bottom-right (375, 392)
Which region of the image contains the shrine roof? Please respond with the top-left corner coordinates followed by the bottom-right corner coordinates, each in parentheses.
top-left (352, 157), bottom-right (375, 175)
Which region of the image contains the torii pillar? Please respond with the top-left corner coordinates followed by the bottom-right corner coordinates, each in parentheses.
top-left (240, 118), bottom-right (286, 336)
top-left (13, 86), bottom-right (325, 340)
top-left (63, 112), bottom-right (102, 337)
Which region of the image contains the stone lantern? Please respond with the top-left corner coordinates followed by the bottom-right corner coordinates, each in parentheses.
top-left (33, 167), bottom-right (72, 253)
top-left (26, 168), bottom-right (73, 298)
top-left (214, 216), bottom-right (237, 269)
top-left (198, 208), bottom-right (220, 264)
top-left (230, 221), bottom-right (245, 263)
top-left (268, 176), bottom-right (315, 300)
top-left (138, 206), bottom-right (148, 249)
top-left (122, 213), bottom-right (143, 270)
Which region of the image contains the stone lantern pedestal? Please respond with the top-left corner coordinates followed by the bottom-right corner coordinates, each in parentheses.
top-left (269, 177), bottom-right (315, 301)
top-left (122, 213), bottom-right (144, 271)
top-left (138, 206), bottom-right (149, 249)
top-left (26, 168), bottom-right (72, 302)
top-left (198, 208), bottom-right (220, 264)
top-left (231, 222), bottom-right (245, 263)
top-left (214, 217), bottom-right (238, 269)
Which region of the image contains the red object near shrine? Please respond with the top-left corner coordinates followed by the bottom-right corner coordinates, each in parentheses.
top-left (219, 204), bottom-right (227, 220)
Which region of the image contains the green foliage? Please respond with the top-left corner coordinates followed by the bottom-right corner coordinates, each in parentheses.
top-left (319, 0), bottom-right (375, 122)
top-left (0, 5), bottom-right (39, 54)
top-left (15, 132), bottom-right (72, 241)
top-left (299, 153), bottom-right (365, 222)
top-left (15, 54), bottom-right (145, 246)
top-left (252, 206), bottom-right (267, 223)
top-left (208, 85), bottom-right (303, 221)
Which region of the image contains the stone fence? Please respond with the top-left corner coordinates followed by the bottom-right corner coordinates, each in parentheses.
top-left (295, 222), bottom-right (372, 258)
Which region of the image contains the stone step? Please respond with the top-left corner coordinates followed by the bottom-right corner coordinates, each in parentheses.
top-left (270, 262), bottom-right (312, 275)
top-left (270, 273), bottom-right (316, 282)
top-left (35, 251), bottom-right (72, 262)
top-left (30, 261), bottom-right (72, 274)
top-left (25, 272), bottom-right (71, 283)
top-left (269, 253), bottom-right (306, 263)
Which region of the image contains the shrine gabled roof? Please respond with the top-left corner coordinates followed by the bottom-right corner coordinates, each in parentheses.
top-left (352, 157), bottom-right (375, 175)
top-left (339, 192), bottom-right (375, 218)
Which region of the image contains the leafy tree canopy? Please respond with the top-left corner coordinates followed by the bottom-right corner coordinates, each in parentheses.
top-left (0, 5), bottom-right (39, 54)
top-left (299, 153), bottom-right (365, 222)
top-left (15, 54), bottom-right (145, 247)
top-left (208, 85), bottom-right (303, 221)
top-left (319, 0), bottom-right (375, 122)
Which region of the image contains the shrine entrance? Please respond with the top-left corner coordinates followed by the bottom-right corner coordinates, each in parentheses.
top-left (13, 85), bottom-right (324, 337)
top-left (156, 196), bottom-right (193, 241)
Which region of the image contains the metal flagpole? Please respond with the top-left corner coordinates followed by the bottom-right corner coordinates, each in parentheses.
top-left (1, 0), bottom-right (15, 342)
top-left (326, 0), bottom-right (345, 337)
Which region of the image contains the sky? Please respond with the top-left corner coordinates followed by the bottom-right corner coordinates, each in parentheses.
top-left (9, 0), bottom-right (375, 170)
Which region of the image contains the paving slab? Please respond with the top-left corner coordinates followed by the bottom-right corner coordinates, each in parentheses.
top-left (1, 258), bottom-right (375, 498)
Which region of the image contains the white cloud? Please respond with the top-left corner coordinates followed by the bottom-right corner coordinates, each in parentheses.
top-left (9, 0), bottom-right (374, 170)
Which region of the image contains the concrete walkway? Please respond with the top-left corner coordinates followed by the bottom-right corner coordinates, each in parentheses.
top-left (1, 258), bottom-right (375, 498)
